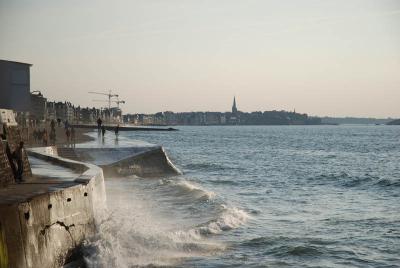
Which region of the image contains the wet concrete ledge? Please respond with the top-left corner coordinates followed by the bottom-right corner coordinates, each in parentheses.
top-left (58, 146), bottom-right (182, 178)
top-left (0, 147), bottom-right (107, 268)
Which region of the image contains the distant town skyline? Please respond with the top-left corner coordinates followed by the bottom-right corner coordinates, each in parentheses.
top-left (1, 0), bottom-right (399, 118)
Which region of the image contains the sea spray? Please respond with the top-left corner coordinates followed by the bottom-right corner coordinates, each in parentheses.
top-left (83, 176), bottom-right (247, 267)
top-left (195, 205), bottom-right (250, 235)
top-left (158, 178), bottom-right (217, 201)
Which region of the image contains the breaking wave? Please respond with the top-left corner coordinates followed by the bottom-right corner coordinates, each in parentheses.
top-left (158, 178), bottom-right (217, 201)
top-left (83, 214), bottom-right (226, 268)
top-left (83, 177), bottom-right (249, 267)
top-left (194, 205), bottom-right (250, 235)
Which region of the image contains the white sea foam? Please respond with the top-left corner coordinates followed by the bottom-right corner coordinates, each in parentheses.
top-left (84, 214), bottom-right (225, 268)
top-left (159, 178), bottom-right (216, 201)
top-left (195, 205), bottom-right (250, 235)
top-left (83, 178), bottom-right (226, 267)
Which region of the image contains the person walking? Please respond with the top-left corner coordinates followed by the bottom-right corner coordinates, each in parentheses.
top-left (64, 120), bottom-right (70, 130)
top-left (114, 124), bottom-right (119, 137)
top-left (42, 129), bottom-right (48, 146)
top-left (66, 127), bottom-right (71, 144)
top-left (50, 119), bottom-right (56, 130)
top-left (71, 126), bottom-right (76, 146)
top-left (50, 128), bottom-right (56, 145)
top-left (32, 128), bottom-right (38, 143)
top-left (13, 141), bottom-right (25, 183)
top-left (101, 125), bottom-right (106, 137)
top-left (97, 118), bottom-right (103, 131)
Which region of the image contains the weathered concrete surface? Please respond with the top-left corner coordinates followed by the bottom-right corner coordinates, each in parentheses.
top-left (0, 147), bottom-right (106, 268)
top-left (102, 146), bottom-right (182, 177)
top-left (58, 146), bottom-right (182, 178)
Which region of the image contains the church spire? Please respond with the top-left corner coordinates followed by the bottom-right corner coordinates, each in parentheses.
top-left (232, 96), bottom-right (238, 114)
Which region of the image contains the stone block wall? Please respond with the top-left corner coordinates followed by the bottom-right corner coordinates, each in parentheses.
top-left (0, 141), bottom-right (14, 188)
top-left (3, 126), bottom-right (32, 178)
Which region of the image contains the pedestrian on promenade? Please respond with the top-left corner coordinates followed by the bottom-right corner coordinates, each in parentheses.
top-left (64, 120), bottom-right (70, 130)
top-left (101, 125), bottom-right (106, 137)
top-left (50, 128), bottom-right (56, 145)
top-left (32, 128), bottom-right (38, 143)
top-left (36, 129), bottom-right (42, 143)
top-left (71, 126), bottom-right (76, 146)
top-left (50, 119), bottom-right (56, 130)
top-left (97, 118), bottom-right (103, 131)
top-left (12, 141), bottom-right (25, 183)
top-left (115, 124), bottom-right (119, 137)
top-left (42, 129), bottom-right (48, 146)
top-left (66, 127), bottom-right (71, 144)
top-left (57, 118), bottom-right (61, 127)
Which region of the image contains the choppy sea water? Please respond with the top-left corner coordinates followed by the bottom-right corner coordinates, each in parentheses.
top-left (82, 125), bottom-right (400, 268)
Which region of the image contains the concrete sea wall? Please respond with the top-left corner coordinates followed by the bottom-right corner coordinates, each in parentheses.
top-left (58, 146), bottom-right (182, 178)
top-left (104, 146), bottom-right (182, 177)
top-left (0, 147), bottom-right (106, 268)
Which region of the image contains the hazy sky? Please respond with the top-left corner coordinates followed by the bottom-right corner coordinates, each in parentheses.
top-left (1, 0), bottom-right (399, 117)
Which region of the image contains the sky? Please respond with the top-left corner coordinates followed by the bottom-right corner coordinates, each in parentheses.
top-left (0, 0), bottom-right (399, 117)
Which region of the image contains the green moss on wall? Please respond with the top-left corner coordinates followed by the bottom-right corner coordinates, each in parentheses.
top-left (0, 223), bottom-right (8, 268)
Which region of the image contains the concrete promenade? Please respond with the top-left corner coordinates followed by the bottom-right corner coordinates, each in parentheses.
top-left (0, 146), bottom-right (106, 268)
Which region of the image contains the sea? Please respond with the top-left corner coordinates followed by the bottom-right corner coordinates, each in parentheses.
top-left (82, 125), bottom-right (400, 268)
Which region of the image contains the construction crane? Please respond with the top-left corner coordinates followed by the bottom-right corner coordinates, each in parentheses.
top-left (115, 99), bottom-right (125, 108)
top-left (88, 90), bottom-right (119, 110)
top-left (92, 98), bottom-right (126, 108)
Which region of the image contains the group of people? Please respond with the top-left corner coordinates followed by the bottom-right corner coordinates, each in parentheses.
top-left (31, 119), bottom-right (76, 146)
top-left (32, 128), bottom-right (53, 145)
top-left (32, 119), bottom-right (57, 145)
top-left (97, 117), bottom-right (120, 138)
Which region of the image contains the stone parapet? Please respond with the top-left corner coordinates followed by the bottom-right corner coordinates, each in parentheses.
top-left (0, 142), bottom-right (14, 188)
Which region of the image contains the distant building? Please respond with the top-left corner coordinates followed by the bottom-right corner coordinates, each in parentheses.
top-left (54, 101), bottom-right (75, 123)
top-left (46, 101), bottom-right (57, 121)
top-left (232, 96), bottom-right (238, 114)
top-left (205, 112), bottom-right (221, 125)
top-left (0, 60), bottom-right (32, 111)
top-left (229, 96), bottom-right (239, 124)
top-left (30, 91), bottom-right (47, 122)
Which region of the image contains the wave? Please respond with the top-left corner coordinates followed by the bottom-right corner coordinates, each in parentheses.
top-left (240, 236), bottom-right (336, 248)
top-left (184, 162), bottom-right (245, 173)
top-left (206, 179), bottom-right (241, 186)
top-left (156, 178), bottom-right (250, 234)
top-left (185, 162), bottom-right (226, 171)
top-left (82, 177), bottom-right (249, 267)
top-left (309, 172), bottom-right (400, 189)
top-left (83, 212), bottom-right (225, 268)
top-left (375, 178), bottom-right (400, 188)
top-left (158, 178), bottom-right (216, 201)
top-left (194, 205), bottom-right (250, 235)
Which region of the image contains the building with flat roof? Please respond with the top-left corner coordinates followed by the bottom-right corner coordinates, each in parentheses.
top-left (0, 60), bottom-right (32, 111)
